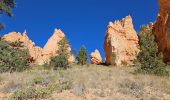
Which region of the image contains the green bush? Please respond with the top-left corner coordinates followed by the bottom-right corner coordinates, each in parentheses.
top-left (136, 25), bottom-right (169, 76)
top-left (33, 76), bottom-right (44, 84)
top-left (111, 52), bottom-right (116, 65)
top-left (77, 46), bottom-right (88, 65)
top-left (50, 53), bottom-right (70, 70)
top-left (0, 41), bottom-right (30, 73)
top-left (49, 37), bottom-right (70, 70)
top-left (56, 37), bottom-right (70, 58)
top-left (9, 40), bottom-right (23, 47)
top-left (9, 83), bottom-right (58, 100)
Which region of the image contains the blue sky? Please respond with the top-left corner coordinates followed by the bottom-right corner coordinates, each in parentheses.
top-left (0, 0), bottom-right (158, 58)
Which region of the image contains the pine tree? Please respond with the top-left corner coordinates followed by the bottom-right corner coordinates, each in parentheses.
top-left (137, 25), bottom-right (168, 76)
top-left (111, 52), bottom-right (116, 65)
top-left (50, 37), bottom-right (70, 69)
top-left (0, 41), bottom-right (30, 73)
top-left (77, 46), bottom-right (88, 65)
top-left (0, 0), bottom-right (15, 30)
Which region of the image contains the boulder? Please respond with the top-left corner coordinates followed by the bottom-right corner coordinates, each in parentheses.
top-left (104, 16), bottom-right (139, 66)
top-left (90, 49), bottom-right (102, 65)
top-left (153, 0), bottom-right (170, 62)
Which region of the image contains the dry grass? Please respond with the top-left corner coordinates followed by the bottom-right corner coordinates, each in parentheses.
top-left (0, 64), bottom-right (170, 100)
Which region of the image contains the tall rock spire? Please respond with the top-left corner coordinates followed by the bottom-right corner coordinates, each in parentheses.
top-left (104, 16), bottom-right (139, 66)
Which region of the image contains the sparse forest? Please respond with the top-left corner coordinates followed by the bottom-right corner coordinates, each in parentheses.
top-left (0, 0), bottom-right (170, 100)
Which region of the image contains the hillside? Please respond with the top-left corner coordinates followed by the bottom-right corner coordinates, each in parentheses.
top-left (0, 64), bottom-right (170, 100)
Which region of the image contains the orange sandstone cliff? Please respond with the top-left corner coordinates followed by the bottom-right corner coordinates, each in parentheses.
top-left (154, 0), bottom-right (170, 62)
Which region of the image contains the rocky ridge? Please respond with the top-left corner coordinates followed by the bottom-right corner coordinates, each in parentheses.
top-left (2, 29), bottom-right (75, 65)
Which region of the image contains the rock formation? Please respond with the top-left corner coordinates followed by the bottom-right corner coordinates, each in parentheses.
top-left (104, 16), bottom-right (139, 66)
top-left (154, 0), bottom-right (170, 62)
top-left (43, 29), bottom-right (75, 64)
top-left (2, 31), bottom-right (43, 64)
top-left (2, 29), bottom-right (75, 65)
top-left (90, 49), bottom-right (102, 65)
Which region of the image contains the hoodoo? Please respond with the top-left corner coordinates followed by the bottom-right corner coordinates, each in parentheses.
top-left (90, 49), bottom-right (102, 65)
top-left (104, 16), bottom-right (139, 66)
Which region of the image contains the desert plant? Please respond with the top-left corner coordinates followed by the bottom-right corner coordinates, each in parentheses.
top-left (9, 40), bottom-right (23, 47)
top-left (137, 25), bottom-right (168, 76)
top-left (50, 53), bottom-right (69, 70)
top-left (77, 46), bottom-right (88, 65)
top-left (33, 76), bottom-right (44, 84)
top-left (118, 79), bottom-right (144, 98)
top-left (111, 52), bottom-right (116, 65)
top-left (9, 83), bottom-right (58, 100)
top-left (0, 41), bottom-right (30, 73)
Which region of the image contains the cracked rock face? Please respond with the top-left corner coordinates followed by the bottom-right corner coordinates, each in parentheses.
top-left (2, 29), bottom-right (75, 65)
top-left (104, 16), bottom-right (139, 66)
top-left (154, 0), bottom-right (170, 62)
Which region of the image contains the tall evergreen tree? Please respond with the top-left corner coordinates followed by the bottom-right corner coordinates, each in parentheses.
top-left (0, 0), bottom-right (16, 30)
top-left (137, 25), bottom-right (168, 76)
top-left (50, 37), bottom-right (70, 69)
top-left (77, 46), bottom-right (88, 65)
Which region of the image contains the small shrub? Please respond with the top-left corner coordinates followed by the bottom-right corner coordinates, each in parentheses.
top-left (58, 77), bottom-right (72, 91)
top-left (0, 41), bottom-right (30, 73)
top-left (43, 61), bottom-right (51, 70)
top-left (136, 25), bottom-right (169, 76)
top-left (33, 76), bottom-right (44, 84)
top-left (50, 53), bottom-right (70, 70)
top-left (111, 52), bottom-right (116, 65)
top-left (1, 81), bottom-right (22, 93)
top-left (118, 79), bottom-right (144, 98)
top-left (9, 88), bottom-right (36, 100)
top-left (9, 83), bottom-right (58, 100)
top-left (9, 40), bottom-right (23, 47)
top-left (77, 46), bottom-right (88, 65)
top-left (0, 76), bottom-right (3, 83)
top-left (59, 69), bottom-right (65, 77)
top-left (72, 83), bottom-right (86, 96)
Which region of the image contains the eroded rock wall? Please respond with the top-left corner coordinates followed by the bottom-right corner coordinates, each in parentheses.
top-left (154, 0), bottom-right (170, 62)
